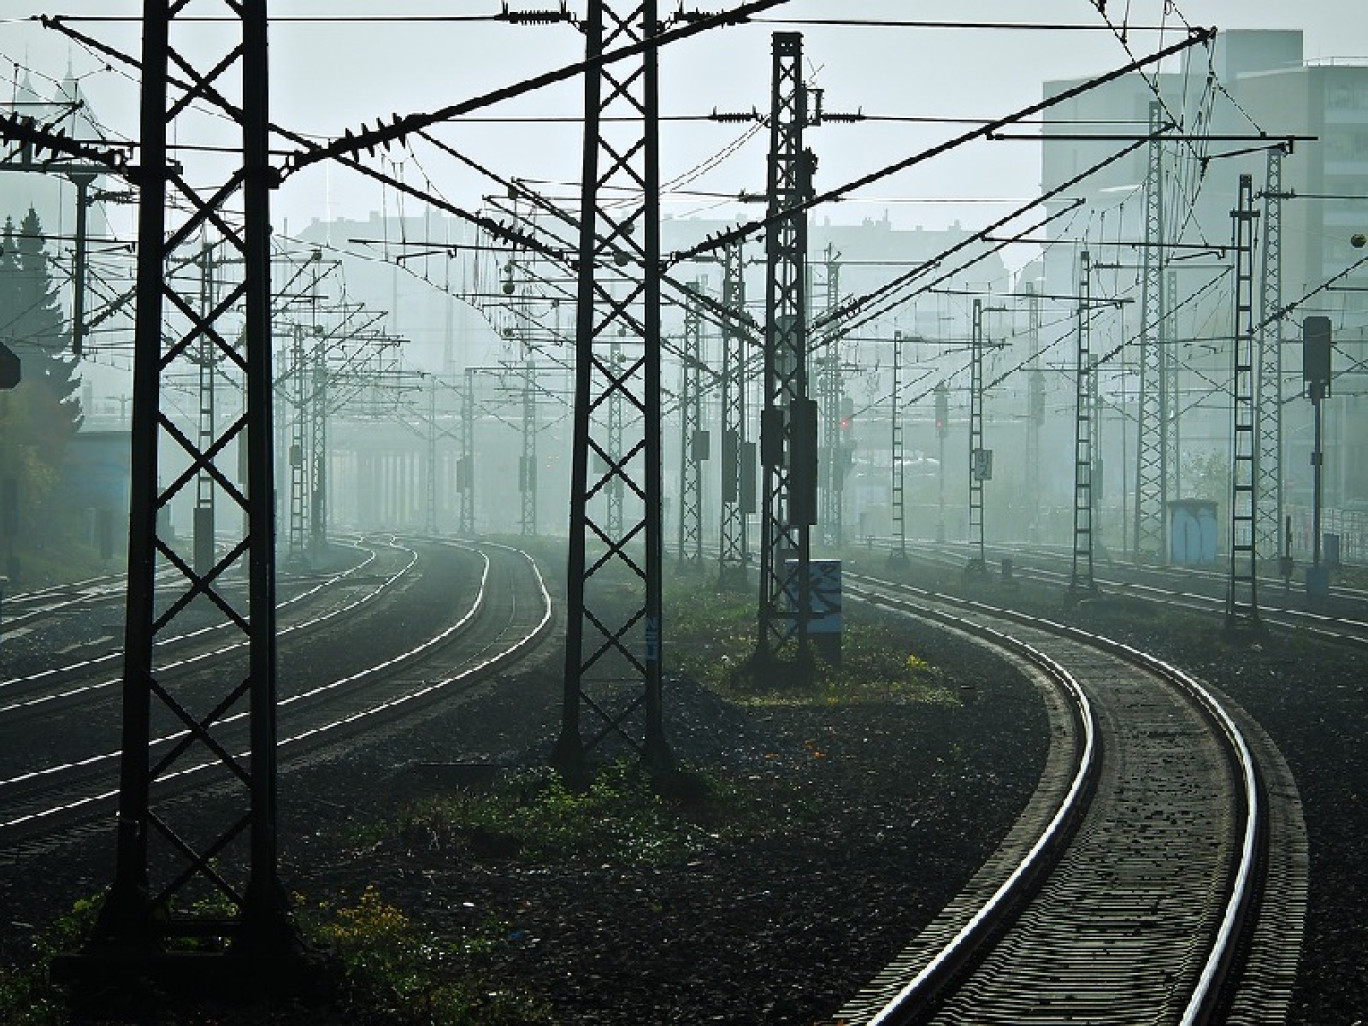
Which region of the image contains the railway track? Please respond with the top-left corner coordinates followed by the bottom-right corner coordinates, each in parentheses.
top-left (0, 538), bottom-right (555, 867)
top-left (836, 573), bottom-right (1307, 1025)
top-left (0, 534), bottom-right (387, 694)
top-left (883, 540), bottom-right (1368, 647)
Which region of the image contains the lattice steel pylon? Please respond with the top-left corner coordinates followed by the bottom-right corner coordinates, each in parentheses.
top-left (1164, 266), bottom-right (1182, 505)
top-left (426, 379), bottom-right (439, 535)
top-left (310, 340), bottom-right (328, 557)
top-left (1070, 251), bottom-right (1098, 599)
top-left (1228, 174), bottom-right (1261, 628)
top-left (890, 329), bottom-right (909, 566)
top-left (1256, 146), bottom-right (1285, 563)
top-left (967, 299), bottom-right (988, 573)
top-left (677, 278), bottom-right (706, 569)
top-left (1134, 100), bottom-right (1168, 563)
top-left (818, 244), bottom-right (844, 548)
top-left (458, 367), bottom-right (475, 536)
top-left (1023, 283), bottom-right (1044, 544)
top-left (521, 350), bottom-right (538, 537)
top-left (717, 240), bottom-right (751, 591)
top-left (89, 0), bottom-right (293, 961)
top-left (555, 0), bottom-right (670, 771)
top-left (755, 31), bottom-right (817, 668)
top-left (287, 322), bottom-right (309, 561)
top-left (193, 241), bottom-right (218, 577)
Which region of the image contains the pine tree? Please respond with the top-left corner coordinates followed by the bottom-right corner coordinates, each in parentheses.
top-left (11, 207), bottom-right (82, 449)
top-left (0, 207), bottom-right (84, 576)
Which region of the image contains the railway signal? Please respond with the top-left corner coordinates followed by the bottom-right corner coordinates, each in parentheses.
top-left (0, 342), bottom-right (18, 389)
top-left (1304, 314), bottom-right (1333, 599)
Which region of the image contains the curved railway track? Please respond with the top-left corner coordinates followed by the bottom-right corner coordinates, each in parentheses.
top-left (836, 572), bottom-right (1307, 1025)
top-left (886, 540), bottom-right (1368, 648)
top-left (0, 538), bottom-right (554, 865)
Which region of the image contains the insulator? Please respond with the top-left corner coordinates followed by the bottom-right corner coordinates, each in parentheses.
top-left (505, 9), bottom-right (572, 23)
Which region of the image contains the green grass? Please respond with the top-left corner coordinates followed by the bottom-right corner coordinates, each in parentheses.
top-left (665, 582), bottom-right (957, 707)
top-left (0, 890), bottom-right (546, 1026)
top-left (391, 758), bottom-right (808, 867)
top-left (298, 887), bottom-right (546, 1025)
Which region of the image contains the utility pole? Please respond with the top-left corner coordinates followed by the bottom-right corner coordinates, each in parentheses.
top-left (426, 377), bottom-right (439, 535)
top-left (676, 279), bottom-right (706, 569)
top-left (193, 240), bottom-right (217, 577)
top-left (1256, 145), bottom-right (1286, 563)
top-left (556, 0), bottom-right (671, 772)
top-left (1226, 174), bottom-right (1261, 629)
top-left (1134, 100), bottom-right (1169, 564)
top-left (889, 329), bottom-right (909, 568)
top-left (86, 0), bottom-right (294, 966)
top-left (1165, 266), bottom-right (1181, 506)
top-left (287, 321), bottom-right (309, 563)
top-left (755, 31), bottom-right (817, 671)
top-left (818, 244), bottom-right (844, 548)
top-left (458, 367), bottom-right (475, 536)
top-left (1069, 250), bottom-right (1099, 600)
top-left (717, 240), bottom-right (751, 591)
top-left (69, 171), bottom-right (96, 358)
top-left (520, 348), bottom-right (538, 537)
top-left (310, 337), bottom-right (329, 557)
top-left (1024, 282), bottom-right (1044, 544)
top-left (967, 299), bottom-right (991, 574)
top-left (1303, 315), bottom-right (1332, 598)
top-left (935, 381), bottom-right (948, 544)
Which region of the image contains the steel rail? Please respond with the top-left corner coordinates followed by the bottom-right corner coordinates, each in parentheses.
top-left (0, 542), bottom-right (551, 838)
top-left (844, 573), bottom-right (1266, 1024)
top-left (853, 585), bottom-right (1098, 1024)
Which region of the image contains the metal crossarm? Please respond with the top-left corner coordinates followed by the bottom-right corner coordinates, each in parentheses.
top-left (92, 0), bottom-right (292, 960)
top-left (1070, 251), bottom-right (1098, 599)
top-left (557, 0), bottom-right (670, 771)
top-left (1228, 174), bottom-right (1261, 627)
top-left (756, 31), bottom-right (815, 666)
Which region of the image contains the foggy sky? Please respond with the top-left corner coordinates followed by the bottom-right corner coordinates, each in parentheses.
top-left (4, 0), bottom-right (1366, 274)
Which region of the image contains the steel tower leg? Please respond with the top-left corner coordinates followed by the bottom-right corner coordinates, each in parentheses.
top-left (427, 380), bottom-right (439, 535)
top-left (677, 279), bottom-right (705, 570)
top-left (288, 323), bottom-right (308, 561)
top-left (1228, 174), bottom-right (1261, 628)
top-left (1134, 100), bottom-right (1167, 563)
top-left (755, 32), bottom-right (816, 669)
top-left (557, 0), bottom-right (670, 772)
top-left (717, 241), bottom-right (751, 591)
top-left (889, 329), bottom-right (909, 566)
top-left (1256, 146), bottom-right (1285, 563)
top-left (91, 0), bottom-right (291, 961)
top-left (193, 241), bottom-right (217, 578)
top-left (459, 368), bottom-right (475, 536)
top-left (819, 245), bottom-right (843, 549)
top-left (310, 341), bottom-right (328, 558)
top-left (1024, 283), bottom-right (1043, 545)
top-left (967, 300), bottom-right (987, 574)
top-left (1070, 251), bottom-right (1098, 600)
top-left (521, 351), bottom-right (537, 537)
